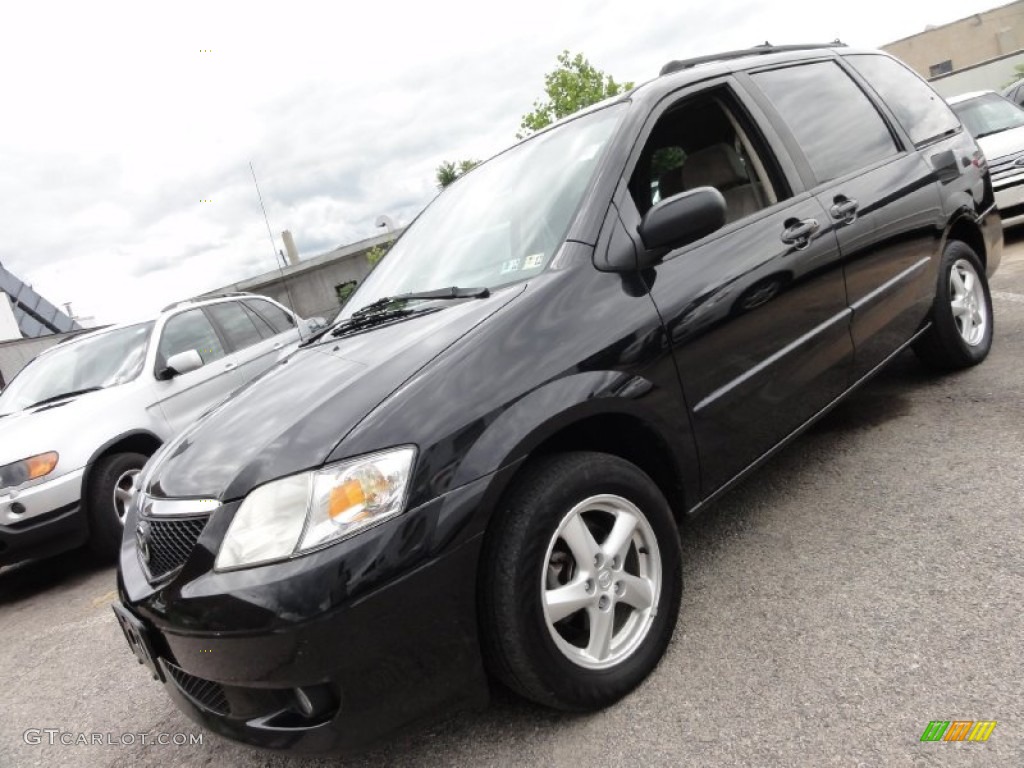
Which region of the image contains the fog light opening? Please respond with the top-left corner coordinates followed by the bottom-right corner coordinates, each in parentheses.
top-left (293, 685), bottom-right (334, 720)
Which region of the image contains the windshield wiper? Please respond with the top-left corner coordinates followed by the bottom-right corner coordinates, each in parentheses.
top-left (299, 287), bottom-right (490, 347)
top-left (351, 286), bottom-right (490, 318)
top-left (28, 387), bottom-right (103, 408)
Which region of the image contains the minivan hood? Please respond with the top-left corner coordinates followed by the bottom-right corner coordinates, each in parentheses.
top-left (146, 289), bottom-right (522, 501)
top-left (976, 123), bottom-right (1024, 162)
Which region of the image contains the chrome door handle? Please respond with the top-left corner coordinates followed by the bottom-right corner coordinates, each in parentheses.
top-left (223, 362), bottom-right (236, 370)
top-left (780, 218), bottom-right (819, 250)
top-left (829, 195), bottom-right (859, 224)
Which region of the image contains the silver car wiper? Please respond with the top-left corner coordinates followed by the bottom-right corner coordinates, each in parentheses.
top-left (28, 387), bottom-right (103, 409)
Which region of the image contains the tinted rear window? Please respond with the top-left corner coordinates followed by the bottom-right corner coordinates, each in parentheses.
top-left (846, 54), bottom-right (960, 147)
top-left (752, 61), bottom-right (898, 183)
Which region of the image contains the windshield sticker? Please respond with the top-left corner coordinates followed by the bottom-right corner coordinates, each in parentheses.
top-left (500, 258), bottom-right (521, 274)
top-left (523, 253), bottom-right (544, 269)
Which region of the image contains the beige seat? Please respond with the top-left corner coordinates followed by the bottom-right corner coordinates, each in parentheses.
top-left (659, 143), bottom-right (763, 224)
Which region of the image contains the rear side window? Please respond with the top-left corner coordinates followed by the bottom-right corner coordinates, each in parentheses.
top-left (846, 54), bottom-right (960, 147)
top-left (244, 299), bottom-right (296, 334)
top-left (752, 61), bottom-right (898, 183)
top-left (158, 310), bottom-right (225, 369)
top-left (205, 301), bottom-right (264, 351)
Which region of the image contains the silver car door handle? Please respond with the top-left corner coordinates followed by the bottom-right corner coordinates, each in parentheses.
top-left (273, 342), bottom-right (283, 350)
top-left (223, 361), bottom-right (237, 370)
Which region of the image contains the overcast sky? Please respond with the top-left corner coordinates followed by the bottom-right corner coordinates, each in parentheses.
top-left (0, 0), bottom-right (1002, 324)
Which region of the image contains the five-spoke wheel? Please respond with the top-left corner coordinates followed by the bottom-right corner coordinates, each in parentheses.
top-left (542, 494), bottom-right (661, 669)
top-left (481, 452), bottom-right (681, 711)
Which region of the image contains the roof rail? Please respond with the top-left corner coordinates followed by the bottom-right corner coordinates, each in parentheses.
top-left (160, 291), bottom-right (256, 313)
top-left (659, 41), bottom-right (846, 76)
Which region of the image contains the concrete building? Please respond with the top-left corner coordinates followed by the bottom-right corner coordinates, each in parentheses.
top-left (928, 50), bottom-right (1024, 97)
top-left (202, 228), bottom-right (402, 321)
top-left (883, 1), bottom-right (1024, 79)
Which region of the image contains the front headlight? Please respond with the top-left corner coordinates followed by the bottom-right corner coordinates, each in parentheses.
top-left (0, 452), bottom-right (59, 491)
top-left (215, 446), bottom-right (416, 570)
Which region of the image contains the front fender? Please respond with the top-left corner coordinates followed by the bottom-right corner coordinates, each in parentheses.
top-left (452, 370), bottom-right (686, 489)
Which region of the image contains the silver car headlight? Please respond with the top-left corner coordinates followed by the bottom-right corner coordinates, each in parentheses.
top-left (0, 452), bottom-right (59, 491)
top-left (215, 446), bottom-right (416, 571)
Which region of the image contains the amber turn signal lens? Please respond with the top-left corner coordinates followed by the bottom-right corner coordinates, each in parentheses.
top-left (26, 452), bottom-right (59, 480)
top-left (328, 479), bottom-right (367, 519)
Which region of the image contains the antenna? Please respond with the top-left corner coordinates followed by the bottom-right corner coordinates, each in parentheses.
top-left (249, 161), bottom-right (305, 339)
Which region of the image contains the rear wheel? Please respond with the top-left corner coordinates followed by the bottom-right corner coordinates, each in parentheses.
top-left (480, 452), bottom-right (682, 711)
top-left (914, 240), bottom-right (993, 370)
top-left (86, 452), bottom-right (147, 560)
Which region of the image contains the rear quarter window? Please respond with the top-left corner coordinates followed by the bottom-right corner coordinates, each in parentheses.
top-left (244, 299), bottom-right (296, 334)
top-left (845, 54), bottom-right (960, 147)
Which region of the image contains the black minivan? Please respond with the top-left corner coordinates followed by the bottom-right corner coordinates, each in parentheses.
top-left (115, 44), bottom-right (1001, 753)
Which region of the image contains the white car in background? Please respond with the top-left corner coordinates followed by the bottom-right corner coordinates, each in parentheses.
top-left (0, 292), bottom-right (310, 566)
top-left (949, 90), bottom-right (1024, 227)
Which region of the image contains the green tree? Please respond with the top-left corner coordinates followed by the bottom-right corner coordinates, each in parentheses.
top-left (435, 158), bottom-right (480, 189)
top-left (1004, 62), bottom-right (1024, 88)
top-left (517, 51), bottom-right (634, 139)
top-left (365, 243), bottom-right (390, 266)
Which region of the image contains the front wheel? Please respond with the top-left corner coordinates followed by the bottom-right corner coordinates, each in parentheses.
top-left (914, 240), bottom-right (993, 370)
top-left (86, 452), bottom-right (147, 560)
top-left (480, 452), bottom-right (682, 711)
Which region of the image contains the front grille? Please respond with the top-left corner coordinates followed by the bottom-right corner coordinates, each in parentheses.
top-left (140, 515), bottom-right (209, 581)
top-left (165, 662), bottom-right (231, 715)
top-left (988, 153), bottom-right (1024, 182)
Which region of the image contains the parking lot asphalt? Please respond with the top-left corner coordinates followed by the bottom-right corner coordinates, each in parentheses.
top-left (2, 239), bottom-right (1023, 768)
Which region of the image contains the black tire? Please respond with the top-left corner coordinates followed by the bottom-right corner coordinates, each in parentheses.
top-left (914, 240), bottom-right (993, 371)
top-left (479, 452), bottom-right (682, 711)
top-left (86, 452), bottom-right (148, 560)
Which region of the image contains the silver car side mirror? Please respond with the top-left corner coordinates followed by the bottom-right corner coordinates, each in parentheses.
top-left (159, 349), bottom-right (204, 380)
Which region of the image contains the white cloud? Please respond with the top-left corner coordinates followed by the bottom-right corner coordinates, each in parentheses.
top-left (0, 0), bottom-right (997, 323)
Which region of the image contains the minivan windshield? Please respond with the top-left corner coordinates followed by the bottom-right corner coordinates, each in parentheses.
top-left (951, 93), bottom-right (1024, 138)
top-left (338, 103), bottom-right (627, 319)
top-left (0, 322), bottom-right (154, 416)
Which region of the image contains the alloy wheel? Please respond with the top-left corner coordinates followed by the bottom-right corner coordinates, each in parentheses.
top-left (541, 494), bottom-right (662, 670)
top-left (949, 258), bottom-right (988, 347)
top-left (113, 469), bottom-right (141, 525)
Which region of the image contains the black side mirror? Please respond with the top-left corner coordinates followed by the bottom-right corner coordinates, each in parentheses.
top-left (638, 187), bottom-right (727, 256)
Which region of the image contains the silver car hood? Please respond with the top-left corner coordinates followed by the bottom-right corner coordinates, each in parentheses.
top-left (977, 124), bottom-right (1024, 161)
top-left (0, 388), bottom-right (127, 466)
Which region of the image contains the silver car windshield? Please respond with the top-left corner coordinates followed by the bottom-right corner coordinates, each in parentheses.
top-left (952, 93), bottom-right (1024, 138)
top-left (338, 103), bottom-right (627, 318)
top-left (0, 322), bottom-right (154, 415)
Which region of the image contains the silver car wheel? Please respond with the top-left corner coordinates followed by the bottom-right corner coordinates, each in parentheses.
top-left (113, 469), bottom-right (141, 525)
top-left (949, 258), bottom-right (988, 347)
top-left (541, 494), bottom-right (662, 670)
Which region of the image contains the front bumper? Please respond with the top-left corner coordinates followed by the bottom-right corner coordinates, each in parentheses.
top-left (117, 471), bottom-right (503, 754)
top-left (0, 468), bottom-right (87, 565)
top-left (994, 171), bottom-right (1024, 227)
